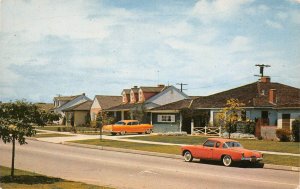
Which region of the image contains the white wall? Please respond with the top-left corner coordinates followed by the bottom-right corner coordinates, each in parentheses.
top-left (277, 109), bottom-right (300, 129)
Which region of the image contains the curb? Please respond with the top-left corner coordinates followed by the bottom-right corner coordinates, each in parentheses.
top-left (62, 141), bottom-right (299, 172)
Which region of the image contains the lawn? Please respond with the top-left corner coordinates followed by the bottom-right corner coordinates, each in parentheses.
top-left (128, 135), bottom-right (300, 154)
top-left (36, 126), bottom-right (110, 135)
top-left (0, 166), bottom-right (113, 189)
top-left (72, 139), bottom-right (181, 155)
top-left (34, 133), bottom-right (73, 138)
top-left (71, 139), bottom-right (300, 167)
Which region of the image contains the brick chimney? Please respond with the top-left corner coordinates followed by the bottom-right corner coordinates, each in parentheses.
top-left (269, 89), bottom-right (277, 104)
top-left (260, 76), bottom-right (271, 83)
top-left (157, 84), bottom-right (165, 87)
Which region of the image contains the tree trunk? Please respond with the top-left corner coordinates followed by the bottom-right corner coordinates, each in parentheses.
top-left (11, 137), bottom-right (15, 178)
top-left (100, 126), bottom-right (103, 141)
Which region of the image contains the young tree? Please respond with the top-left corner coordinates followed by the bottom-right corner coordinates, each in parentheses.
top-left (130, 105), bottom-right (146, 122)
top-left (96, 111), bottom-right (114, 140)
top-left (0, 100), bottom-right (49, 178)
top-left (217, 98), bottom-right (245, 139)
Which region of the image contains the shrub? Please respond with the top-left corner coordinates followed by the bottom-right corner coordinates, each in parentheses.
top-left (276, 129), bottom-right (291, 142)
top-left (57, 127), bottom-right (61, 132)
top-left (292, 119), bottom-right (300, 142)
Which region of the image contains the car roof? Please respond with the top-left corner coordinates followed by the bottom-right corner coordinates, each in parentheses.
top-left (120, 120), bottom-right (139, 123)
top-left (207, 138), bottom-right (238, 143)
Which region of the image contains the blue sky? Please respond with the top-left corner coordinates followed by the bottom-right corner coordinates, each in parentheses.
top-left (1, 0), bottom-right (299, 103)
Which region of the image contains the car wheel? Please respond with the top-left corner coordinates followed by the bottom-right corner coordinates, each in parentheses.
top-left (222, 155), bottom-right (232, 167)
top-left (145, 129), bottom-right (151, 134)
top-left (111, 132), bottom-right (117, 136)
top-left (120, 131), bottom-right (126, 135)
top-left (184, 151), bottom-right (193, 162)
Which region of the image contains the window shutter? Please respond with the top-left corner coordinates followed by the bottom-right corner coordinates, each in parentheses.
top-left (171, 115), bottom-right (175, 122)
top-left (157, 115), bottom-right (162, 122)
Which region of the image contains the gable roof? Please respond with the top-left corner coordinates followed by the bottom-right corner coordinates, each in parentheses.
top-left (63, 100), bottom-right (93, 111)
top-left (105, 103), bottom-right (137, 111)
top-left (95, 95), bottom-right (122, 110)
top-left (151, 99), bottom-right (193, 111)
top-left (191, 81), bottom-right (300, 109)
top-left (145, 85), bottom-right (189, 103)
top-left (53, 95), bottom-right (79, 101)
top-left (122, 89), bottom-right (131, 94)
top-left (140, 86), bottom-right (165, 93)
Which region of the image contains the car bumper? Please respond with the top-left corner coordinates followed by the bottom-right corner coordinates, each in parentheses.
top-left (241, 157), bottom-right (263, 162)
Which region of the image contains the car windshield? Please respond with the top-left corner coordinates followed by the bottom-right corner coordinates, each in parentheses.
top-left (115, 121), bottom-right (126, 125)
top-left (223, 141), bottom-right (243, 148)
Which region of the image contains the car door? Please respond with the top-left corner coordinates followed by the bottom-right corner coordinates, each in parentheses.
top-left (212, 141), bottom-right (223, 160)
top-left (201, 140), bottom-right (215, 159)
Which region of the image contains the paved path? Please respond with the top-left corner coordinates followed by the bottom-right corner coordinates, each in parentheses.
top-left (1, 140), bottom-right (299, 189)
top-left (35, 129), bottom-right (300, 157)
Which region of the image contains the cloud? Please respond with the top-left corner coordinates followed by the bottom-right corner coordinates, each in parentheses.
top-left (229, 36), bottom-right (252, 53)
top-left (265, 19), bottom-right (283, 29)
top-left (192, 0), bottom-right (253, 22)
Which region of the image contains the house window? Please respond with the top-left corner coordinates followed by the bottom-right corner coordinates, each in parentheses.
top-left (157, 115), bottom-right (175, 122)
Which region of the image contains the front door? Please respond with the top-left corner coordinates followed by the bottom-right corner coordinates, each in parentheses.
top-left (282, 114), bottom-right (291, 130)
top-left (261, 111), bottom-right (269, 125)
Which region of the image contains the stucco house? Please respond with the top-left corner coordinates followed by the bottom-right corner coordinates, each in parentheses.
top-left (63, 100), bottom-right (93, 127)
top-left (150, 76), bottom-right (300, 134)
top-left (90, 95), bottom-right (122, 121)
top-left (52, 93), bottom-right (91, 124)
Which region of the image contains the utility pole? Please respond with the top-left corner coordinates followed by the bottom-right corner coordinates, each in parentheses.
top-left (255, 64), bottom-right (271, 77)
top-left (176, 83), bottom-right (188, 92)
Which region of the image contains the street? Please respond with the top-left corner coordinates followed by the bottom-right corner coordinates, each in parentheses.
top-left (0, 140), bottom-right (299, 189)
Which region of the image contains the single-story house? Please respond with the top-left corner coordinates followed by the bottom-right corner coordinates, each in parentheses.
top-left (63, 100), bottom-right (93, 127)
top-left (149, 76), bottom-right (300, 134)
top-left (52, 93), bottom-right (91, 124)
top-left (90, 95), bottom-right (122, 121)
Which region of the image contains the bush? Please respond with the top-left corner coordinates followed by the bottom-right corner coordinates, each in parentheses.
top-left (276, 129), bottom-right (291, 142)
top-left (57, 127), bottom-right (61, 132)
top-left (292, 119), bottom-right (300, 142)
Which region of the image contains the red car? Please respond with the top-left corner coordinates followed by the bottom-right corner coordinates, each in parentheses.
top-left (181, 138), bottom-right (263, 166)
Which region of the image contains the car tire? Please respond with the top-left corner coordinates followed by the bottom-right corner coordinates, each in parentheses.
top-left (120, 131), bottom-right (126, 135)
top-left (222, 155), bottom-right (232, 167)
top-left (145, 129), bottom-right (152, 134)
top-left (111, 132), bottom-right (117, 136)
top-left (184, 151), bottom-right (193, 162)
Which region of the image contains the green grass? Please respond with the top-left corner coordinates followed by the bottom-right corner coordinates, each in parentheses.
top-left (128, 135), bottom-right (300, 154)
top-left (72, 139), bottom-right (181, 155)
top-left (71, 139), bottom-right (300, 167)
top-left (34, 133), bottom-right (73, 138)
top-left (0, 166), bottom-right (113, 189)
top-left (263, 154), bottom-right (300, 167)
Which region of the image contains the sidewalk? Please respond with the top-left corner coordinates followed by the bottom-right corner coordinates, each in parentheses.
top-left (35, 129), bottom-right (300, 157)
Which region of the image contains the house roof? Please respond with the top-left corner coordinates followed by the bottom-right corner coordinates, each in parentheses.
top-left (191, 81), bottom-right (300, 109)
top-left (122, 89), bottom-right (131, 95)
top-left (106, 103), bottom-right (137, 111)
top-left (95, 95), bottom-right (122, 110)
top-left (53, 95), bottom-right (79, 101)
top-left (140, 86), bottom-right (165, 93)
top-left (35, 103), bottom-right (54, 112)
top-left (151, 99), bottom-right (193, 110)
top-left (63, 100), bottom-right (93, 111)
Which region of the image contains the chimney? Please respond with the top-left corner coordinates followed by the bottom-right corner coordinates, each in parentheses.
top-left (269, 89), bottom-right (277, 104)
top-left (260, 76), bottom-right (271, 83)
top-left (157, 84), bottom-right (165, 87)
top-left (82, 93), bottom-right (85, 96)
top-left (133, 86), bottom-right (138, 88)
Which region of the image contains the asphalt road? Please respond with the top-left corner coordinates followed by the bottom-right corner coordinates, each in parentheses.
top-left (0, 140), bottom-right (299, 189)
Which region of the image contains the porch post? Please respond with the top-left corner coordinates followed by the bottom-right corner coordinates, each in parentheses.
top-left (121, 111), bottom-right (124, 120)
top-left (179, 113), bottom-right (182, 132)
top-left (150, 112), bottom-right (153, 125)
top-left (205, 126), bottom-right (207, 135)
top-left (219, 126), bottom-right (221, 137)
top-left (191, 118), bottom-right (194, 135)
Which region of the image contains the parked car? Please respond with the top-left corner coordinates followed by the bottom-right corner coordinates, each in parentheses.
top-left (181, 138), bottom-right (263, 166)
top-left (102, 120), bottom-right (153, 135)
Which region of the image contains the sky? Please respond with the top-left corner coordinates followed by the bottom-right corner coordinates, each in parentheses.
top-left (0, 0), bottom-right (299, 103)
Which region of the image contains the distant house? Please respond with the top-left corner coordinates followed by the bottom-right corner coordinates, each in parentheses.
top-left (106, 85), bottom-right (190, 124)
top-left (63, 100), bottom-right (93, 127)
top-left (90, 95), bottom-right (122, 121)
top-left (53, 93), bottom-right (91, 124)
top-left (150, 76), bottom-right (300, 134)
